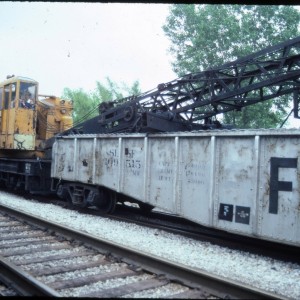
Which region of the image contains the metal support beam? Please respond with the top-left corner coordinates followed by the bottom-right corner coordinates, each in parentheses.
top-left (293, 88), bottom-right (300, 119)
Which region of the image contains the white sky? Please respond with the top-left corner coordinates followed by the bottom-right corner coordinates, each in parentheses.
top-left (0, 2), bottom-right (176, 96)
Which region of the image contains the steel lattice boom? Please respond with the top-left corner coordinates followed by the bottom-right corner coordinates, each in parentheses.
top-left (69, 36), bottom-right (300, 134)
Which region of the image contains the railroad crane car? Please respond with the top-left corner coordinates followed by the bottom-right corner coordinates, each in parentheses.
top-left (51, 36), bottom-right (300, 247)
top-left (0, 75), bottom-right (73, 193)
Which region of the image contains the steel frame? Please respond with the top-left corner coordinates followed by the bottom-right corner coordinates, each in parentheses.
top-left (73, 36), bottom-right (300, 133)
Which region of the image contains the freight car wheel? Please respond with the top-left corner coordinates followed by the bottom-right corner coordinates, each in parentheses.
top-left (96, 189), bottom-right (117, 214)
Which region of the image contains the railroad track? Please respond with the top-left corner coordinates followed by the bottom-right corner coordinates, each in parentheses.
top-left (0, 280), bottom-right (18, 296)
top-left (40, 195), bottom-right (298, 259)
top-left (21, 192), bottom-right (300, 264)
top-left (0, 203), bottom-right (282, 299)
top-left (6, 192), bottom-right (300, 264)
top-left (69, 204), bottom-right (300, 265)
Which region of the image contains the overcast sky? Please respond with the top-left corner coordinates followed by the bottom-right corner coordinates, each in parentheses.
top-left (0, 2), bottom-right (176, 96)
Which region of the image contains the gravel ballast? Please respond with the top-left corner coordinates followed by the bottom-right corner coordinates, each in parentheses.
top-left (0, 191), bottom-right (299, 299)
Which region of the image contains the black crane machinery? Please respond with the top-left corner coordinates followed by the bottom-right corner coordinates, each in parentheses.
top-left (65, 36), bottom-right (300, 135)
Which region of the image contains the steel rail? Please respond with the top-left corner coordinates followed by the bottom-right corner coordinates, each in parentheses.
top-left (0, 203), bottom-right (287, 299)
top-left (0, 256), bottom-right (60, 296)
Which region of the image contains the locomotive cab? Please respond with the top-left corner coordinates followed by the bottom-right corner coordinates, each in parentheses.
top-left (0, 75), bottom-right (73, 158)
top-left (0, 75), bottom-right (73, 193)
top-left (0, 76), bottom-right (38, 153)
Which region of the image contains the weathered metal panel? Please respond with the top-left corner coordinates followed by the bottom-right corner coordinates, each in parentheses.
top-left (51, 137), bottom-right (75, 181)
top-left (94, 138), bottom-right (120, 191)
top-left (147, 138), bottom-right (175, 211)
top-left (213, 137), bottom-right (257, 234)
top-left (75, 138), bottom-right (95, 184)
top-left (178, 136), bottom-right (213, 225)
top-left (258, 136), bottom-right (300, 244)
top-left (120, 138), bottom-right (145, 200)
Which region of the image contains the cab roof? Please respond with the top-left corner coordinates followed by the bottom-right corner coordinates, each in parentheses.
top-left (0, 76), bottom-right (38, 87)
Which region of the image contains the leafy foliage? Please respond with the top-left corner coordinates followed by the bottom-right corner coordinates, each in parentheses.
top-left (163, 5), bottom-right (300, 128)
top-left (62, 77), bottom-right (141, 124)
top-left (62, 88), bottom-right (98, 124)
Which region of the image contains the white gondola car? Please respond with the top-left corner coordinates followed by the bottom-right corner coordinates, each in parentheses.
top-left (51, 129), bottom-right (300, 247)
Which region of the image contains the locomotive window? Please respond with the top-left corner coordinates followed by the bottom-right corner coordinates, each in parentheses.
top-left (11, 84), bottom-right (16, 108)
top-left (3, 84), bottom-right (16, 109)
top-left (4, 85), bottom-right (9, 109)
top-left (19, 82), bottom-right (37, 108)
top-left (0, 87), bottom-right (3, 110)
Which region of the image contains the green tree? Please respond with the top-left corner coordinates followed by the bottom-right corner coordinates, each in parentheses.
top-left (63, 77), bottom-right (141, 124)
top-left (93, 77), bottom-right (141, 105)
top-left (163, 4), bottom-right (300, 128)
top-left (62, 88), bottom-right (98, 124)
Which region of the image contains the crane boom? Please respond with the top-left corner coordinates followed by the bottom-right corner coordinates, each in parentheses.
top-left (67, 36), bottom-right (300, 134)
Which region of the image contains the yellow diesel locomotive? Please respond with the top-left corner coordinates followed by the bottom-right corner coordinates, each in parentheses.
top-left (0, 75), bottom-right (73, 193)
